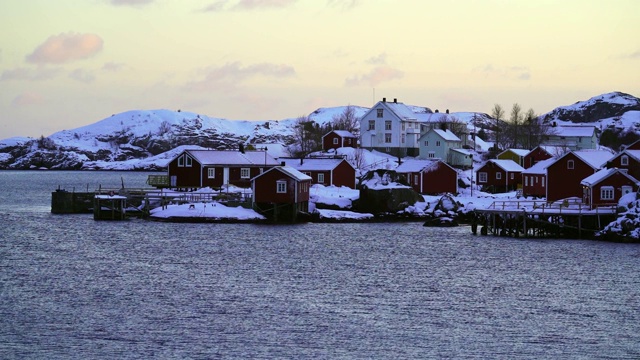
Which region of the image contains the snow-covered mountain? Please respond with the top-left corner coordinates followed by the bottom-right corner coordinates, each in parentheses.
top-left (1, 92), bottom-right (639, 170)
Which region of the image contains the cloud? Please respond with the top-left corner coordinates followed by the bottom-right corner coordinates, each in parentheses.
top-left (621, 50), bottom-right (640, 59)
top-left (69, 69), bottom-right (96, 83)
top-left (327, 0), bottom-right (361, 10)
top-left (186, 61), bottom-right (296, 91)
top-left (366, 53), bottom-right (387, 65)
top-left (200, 0), bottom-right (297, 12)
top-left (26, 32), bottom-right (103, 64)
top-left (109, 0), bottom-right (155, 6)
top-left (102, 62), bottom-right (126, 72)
top-left (0, 67), bottom-right (62, 81)
top-left (476, 64), bottom-right (531, 81)
top-left (11, 92), bottom-right (45, 107)
top-left (345, 65), bottom-right (404, 87)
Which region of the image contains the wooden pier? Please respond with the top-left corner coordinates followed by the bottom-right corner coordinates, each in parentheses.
top-left (472, 200), bottom-right (618, 239)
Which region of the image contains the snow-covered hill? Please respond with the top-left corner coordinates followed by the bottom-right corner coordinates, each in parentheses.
top-left (540, 92), bottom-right (640, 126)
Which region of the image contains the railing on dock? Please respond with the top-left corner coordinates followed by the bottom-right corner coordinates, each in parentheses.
top-left (485, 199), bottom-right (617, 214)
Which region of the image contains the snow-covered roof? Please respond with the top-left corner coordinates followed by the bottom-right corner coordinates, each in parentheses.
top-left (451, 148), bottom-right (473, 156)
top-left (327, 130), bottom-right (356, 138)
top-left (499, 148), bottom-right (530, 157)
top-left (395, 159), bottom-right (440, 173)
top-left (572, 150), bottom-right (614, 169)
top-left (254, 165), bottom-right (312, 182)
top-left (581, 168), bottom-right (639, 187)
top-left (251, 143), bottom-right (289, 159)
top-left (553, 125), bottom-right (596, 137)
top-left (432, 129), bottom-right (461, 142)
top-left (382, 101), bottom-right (419, 120)
top-left (186, 150), bottom-right (280, 166)
top-left (280, 157), bottom-right (348, 171)
top-left (522, 158), bottom-right (556, 174)
top-left (488, 159), bottom-right (525, 172)
top-left (622, 149), bottom-right (640, 161)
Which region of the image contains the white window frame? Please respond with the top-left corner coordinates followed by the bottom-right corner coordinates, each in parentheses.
top-left (240, 168), bottom-right (250, 179)
top-left (621, 155), bottom-right (629, 166)
top-left (496, 172), bottom-right (502, 180)
top-left (317, 173), bottom-right (325, 184)
top-left (478, 172), bottom-right (487, 183)
top-left (207, 168), bottom-right (215, 178)
top-left (510, 173), bottom-right (514, 179)
top-left (377, 109), bottom-right (383, 118)
top-left (368, 120), bottom-right (375, 130)
top-left (401, 134), bottom-right (405, 143)
top-left (385, 133), bottom-right (392, 143)
top-left (436, 141), bottom-right (441, 147)
top-left (524, 176), bottom-right (528, 187)
top-left (428, 152), bottom-right (435, 158)
top-left (424, 141), bottom-right (429, 146)
top-left (600, 186), bottom-right (614, 201)
top-left (542, 176), bottom-right (545, 187)
top-left (385, 121), bottom-right (392, 130)
top-left (185, 155), bottom-right (192, 167)
top-left (414, 174), bottom-right (419, 184)
top-left (333, 138), bottom-right (339, 145)
top-left (567, 159), bottom-right (574, 169)
top-left (276, 181), bottom-right (287, 193)
top-left (178, 156), bottom-right (184, 167)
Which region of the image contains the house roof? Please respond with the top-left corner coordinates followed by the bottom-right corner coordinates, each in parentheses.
top-left (580, 168), bottom-right (639, 187)
top-left (186, 150), bottom-right (280, 166)
top-left (537, 145), bottom-right (568, 157)
top-left (326, 130), bottom-right (356, 138)
top-left (432, 128), bottom-right (461, 142)
top-left (395, 159), bottom-right (442, 173)
top-left (253, 165), bottom-right (312, 182)
top-left (280, 157), bottom-right (351, 172)
top-left (487, 159), bottom-right (525, 172)
top-left (571, 150), bottom-right (614, 169)
top-left (251, 143), bottom-right (289, 159)
top-left (522, 158), bottom-right (556, 175)
top-left (499, 148), bottom-right (530, 157)
top-left (553, 125), bottom-right (596, 137)
top-left (622, 149), bottom-right (640, 162)
top-left (382, 101), bottom-right (419, 120)
top-left (451, 148), bottom-right (473, 156)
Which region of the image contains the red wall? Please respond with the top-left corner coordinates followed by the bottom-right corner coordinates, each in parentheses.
top-left (546, 153), bottom-right (596, 202)
top-left (522, 173), bottom-right (546, 197)
top-left (476, 162), bottom-right (521, 193)
top-left (168, 155), bottom-right (201, 188)
top-left (254, 169), bottom-right (310, 204)
top-left (423, 163), bottom-right (458, 194)
top-left (607, 153), bottom-right (640, 181)
top-left (587, 173), bottom-right (639, 207)
top-left (523, 148), bottom-right (552, 169)
top-left (322, 133), bottom-right (356, 151)
top-left (331, 161), bottom-right (356, 188)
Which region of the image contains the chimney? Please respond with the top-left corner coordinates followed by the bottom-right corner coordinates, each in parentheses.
top-left (382, 97), bottom-right (386, 103)
top-left (280, 161), bottom-right (285, 166)
top-left (239, 143), bottom-right (245, 153)
top-left (300, 158), bottom-right (304, 165)
top-left (393, 98), bottom-right (397, 103)
top-left (446, 109), bottom-right (449, 114)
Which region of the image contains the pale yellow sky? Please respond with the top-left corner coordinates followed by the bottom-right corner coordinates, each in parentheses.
top-left (1, 0), bottom-right (638, 139)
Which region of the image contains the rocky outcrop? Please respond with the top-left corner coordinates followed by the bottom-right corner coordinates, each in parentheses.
top-left (596, 193), bottom-right (640, 242)
top-left (539, 92), bottom-right (640, 124)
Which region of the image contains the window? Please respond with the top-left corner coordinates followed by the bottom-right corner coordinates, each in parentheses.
top-left (428, 152), bottom-right (435, 158)
top-left (542, 177), bottom-right (545, 187)
top-left (478, 172), bottom-right (488, 183)
top-left (601, 186), bottom-right (614, 200)
top-left (401, 134), bottom-right (405, 143)
top-left (185, 156), bottom-right (192, 167)
top-left (368, 120), bottom-right (375, 130)
top-left (385, 121), bottom-right (392, 130)
top-left (178, 156), bottom-right (184, 167)
top-left (385, 133), bottom-right (392, 143)
top-left (510, 173), bottom-right (514, 179)
top-left (414, 175), bottom-right (419, 184)
top-left (621, 155), bottom-right (629, 166)
top-left (318, 173), bottom-right (325, 183)
top-left (436, 141), bottom-right (441, 146)
top-left (402, 122), bottom-right (406, 131)
top-left (240, 168), bottom-right (250, 179)
top-left (276, 181), bottom-right (287, 193)
top-left (377, 109), bottom-right (383, 118)
top-left (496, 172), bottom-right (502, 180)
top-left (424, 141), bottom-right (429, 146)
top-left (524, 176), bottom-right (528, 186)
top-left (207, 168), bottom-right (215, 178)
top-left (333, 138), bottom-right (339, 145)
top-left (567, 160), bottom-right (574, 169)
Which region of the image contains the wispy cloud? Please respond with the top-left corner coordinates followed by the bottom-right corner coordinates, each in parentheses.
top-left (109, 0), bottom-right (155, 6)
top-left (11, 92), bottom-right (45, 107)
top-left (26, 32), bottom-right (103, 64)
top-left (621, 49), bottom-right (640, 59)
top-left (200, 0), bottom-right (297, 12)
top-left (0, 67), bottom-right (62, 81)
top-left (102, 62), bottom-right (126, 72)
top-left (345, 65), bottom-right (404, 87)
top-left (476, 64), bottom-right (531, 81)
top-left (327, 0), bottom-right (361, 10)
top-left (185, 61), bottom-right (296, 91)
top-left (69, 69), bottom-right (96, 83)
top-left (366, 53), bottom-right (387, 65)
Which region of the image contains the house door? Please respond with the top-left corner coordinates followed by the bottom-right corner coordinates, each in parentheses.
top-left (170, 175), bottom-right (176, 187)
top-left (223, 167), bottom-right (230, 185)
top-left (583, 187), bottom-right (590, 204)
top-left (621, 185), bottom-right (633, 196)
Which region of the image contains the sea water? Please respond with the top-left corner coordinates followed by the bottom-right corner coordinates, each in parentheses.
top-left (1, 171), bottom-right (639, 359)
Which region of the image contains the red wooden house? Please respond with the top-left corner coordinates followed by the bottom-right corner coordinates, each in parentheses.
top-left (545, 150), bottom-right (614, 202)
top-left (521, 157), bottom-right (555, 198)
top-left (522, 146), bottom-right (553, 169)
top-left (580, 168), bottom-right (639, 208)
top-left (167, 149), bottom-right (280, 189)
top-left (606, 149), bottom-right (640, 181)
top-left (395, 159), bottom-right (458, 195)
top-left (251, 166), bottom-right (312, 222)
top-left (280, 157), bottom-right (356, 188)
top-left (322, 130), bottom-right (358, 151)
top-left (623, 139), bottom-right (640, 150)
top-left (476, 159), bottom-right (524, 193)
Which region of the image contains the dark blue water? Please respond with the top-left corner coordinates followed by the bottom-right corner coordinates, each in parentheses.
top-left (1, 171), bottom-right (640, 359)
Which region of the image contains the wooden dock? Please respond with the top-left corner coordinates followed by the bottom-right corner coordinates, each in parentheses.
top-left (472, 200), bottom-right (618, 239)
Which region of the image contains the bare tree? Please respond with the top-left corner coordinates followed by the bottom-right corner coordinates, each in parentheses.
top-left (506, 103), bottom-right (523, 148)
top-left (331, 105), bottom-right (360, 137)
top-left (490, 104), bottom-right (507, 150)
top-left (291, 115), bottom-right (323, 157)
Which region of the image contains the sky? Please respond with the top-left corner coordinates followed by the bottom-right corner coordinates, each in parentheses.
top-left (1, 0), bottom-right (639, 140)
